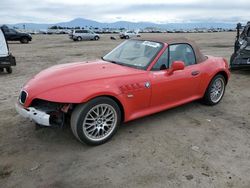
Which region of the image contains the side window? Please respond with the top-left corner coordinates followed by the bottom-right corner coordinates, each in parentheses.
top-left (75, 30), bottom-right (83, 33)
top-left (152, 49), bottom-right (168, 71)
top-left (2, 28), bottom-right (10, 33)
top-left (169, 44), bottom-right (196, 67)
top-left (9, 29), bottom-right (16, 34)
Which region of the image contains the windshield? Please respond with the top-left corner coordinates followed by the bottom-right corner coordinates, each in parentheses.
top-left (103, 40), bottom-right (163, 69)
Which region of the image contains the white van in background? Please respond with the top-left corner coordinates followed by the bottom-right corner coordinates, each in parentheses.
top-left (69, 29), bottom-right (100, 41)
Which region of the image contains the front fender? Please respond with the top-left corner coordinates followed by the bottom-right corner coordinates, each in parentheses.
top-left (26, 80), bottom-right (122, 107)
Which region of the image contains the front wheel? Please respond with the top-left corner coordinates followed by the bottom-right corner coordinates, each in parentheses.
top-left (202, 74), bottom-right (226, 105)
top-left (94, 36), bottom-right (99, 40)
top-left (6, 67), bottom-right (12, 74)
top-left (77, 36), bottom-right (82, 41)
top-left (20, 37), bottom-right (29, 44)
top-left (71, 97), bottom-right (121, 145)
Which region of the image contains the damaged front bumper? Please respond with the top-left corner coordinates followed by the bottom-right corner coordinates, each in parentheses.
top-left (230, 58), bottom-right (250, 69)
top-left (15, 103), bottom-right (51, 126)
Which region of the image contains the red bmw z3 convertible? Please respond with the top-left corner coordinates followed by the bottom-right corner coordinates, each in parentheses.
top-left (16, 37), bottom-right (230, 145)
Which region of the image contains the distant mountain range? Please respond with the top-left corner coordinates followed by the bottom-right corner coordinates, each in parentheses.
top-left (6, 18), bottom-right (236, 30)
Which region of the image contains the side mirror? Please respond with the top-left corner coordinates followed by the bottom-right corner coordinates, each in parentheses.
top-left (167, 61), bottom-right (185, 75)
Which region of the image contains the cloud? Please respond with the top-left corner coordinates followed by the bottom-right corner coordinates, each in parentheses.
top-left (0, 0), bottom-right (249, 24)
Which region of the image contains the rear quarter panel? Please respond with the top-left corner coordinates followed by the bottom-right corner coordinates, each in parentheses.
top-left (197, 56), bottom-right (230, 96)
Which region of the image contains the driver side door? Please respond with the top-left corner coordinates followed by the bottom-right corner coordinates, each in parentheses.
top-left (150, 44), bottom-right (202, 108)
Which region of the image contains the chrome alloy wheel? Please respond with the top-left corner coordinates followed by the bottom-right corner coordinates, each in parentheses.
top-left (210, 77), bottom-right (225, 103)
top-left (82, 104), bottom-right (117, 141)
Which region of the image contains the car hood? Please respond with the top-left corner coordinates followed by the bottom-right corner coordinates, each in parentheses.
top-left (23, 60), bottom-right (144, 97)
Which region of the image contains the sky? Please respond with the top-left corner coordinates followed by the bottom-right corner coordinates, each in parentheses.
top-left (1, 0), bottom-right (249, 24)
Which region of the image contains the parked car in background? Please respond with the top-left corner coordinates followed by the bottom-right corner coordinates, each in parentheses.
top-left (0, 26), bottom-right (32, 44)
top-left (0, 28), bottom-right (16, 74)
top-left (120, 30), bottom-right (140, 39)
top-left (69, 29), bottom-right (100, 41)
top-left (16, 37), bottom-right (230, 146)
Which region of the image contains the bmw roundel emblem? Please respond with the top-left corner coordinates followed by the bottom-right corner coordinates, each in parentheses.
top-left (145, 82), bottom-right (151, 88)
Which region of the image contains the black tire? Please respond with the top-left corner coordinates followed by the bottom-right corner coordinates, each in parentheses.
top-left (94, 36), bottom-right (99, 40)
top-left (71, 97), bottom-right (121, 145)
top-left (125, 35), bottom-right (129, 39)
top-left (77, 36), bottom-right (82, 41)
top-left (0, 68), bottom-right (4, 72)
top-left (6, 67), bottom-right (12, 74)
top-left (20, 37), bottom-right (29, 44)
top-left (202, 74), bottom-right (226, 106)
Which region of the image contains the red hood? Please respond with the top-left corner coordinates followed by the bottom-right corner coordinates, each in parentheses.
top-left (23, 60), bottom-right (144, 98)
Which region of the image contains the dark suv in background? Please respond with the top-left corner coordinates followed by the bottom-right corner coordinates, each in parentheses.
top-left (0, 25), bottom-right (32, 44)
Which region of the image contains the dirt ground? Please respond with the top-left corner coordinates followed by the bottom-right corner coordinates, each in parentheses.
top-left (0, 32), bottom-right (250, 188)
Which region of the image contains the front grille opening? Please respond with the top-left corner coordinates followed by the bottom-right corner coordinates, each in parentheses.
top-left (19, 91), bottom-right (28, 104)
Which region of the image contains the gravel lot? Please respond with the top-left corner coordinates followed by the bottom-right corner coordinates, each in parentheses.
top-left (0, 33), bottom-right (250, 188)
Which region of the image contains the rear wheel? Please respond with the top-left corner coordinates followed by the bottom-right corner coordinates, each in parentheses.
top-left (94, 36), bottom-right (99, 40)
top-left (20, 37), bottom-right (29, 44)
top-left (6, 67), bottom-right (12, 74)
top-left (71, 97), bottom-right (121, 145)
top-left (125, 35), bottom-right (129, 39)
top-left (202, 74), bottom-right (226, 105)
top-left (77, 36), bottom-right (82, 41)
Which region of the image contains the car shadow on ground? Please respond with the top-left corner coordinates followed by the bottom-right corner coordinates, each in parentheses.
top-left (29, 100), bottom-right (203, 148)
top-left (0, 71), bottom-right (11, 75)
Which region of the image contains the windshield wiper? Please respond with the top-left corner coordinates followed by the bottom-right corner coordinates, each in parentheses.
top-left (102, 57), bottom-right (143, 69)
top-left (102, 57), bottom-right (124, 66)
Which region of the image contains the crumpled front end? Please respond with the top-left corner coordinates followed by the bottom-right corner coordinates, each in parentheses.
top-left (16, 90), bottom-right (71, 127)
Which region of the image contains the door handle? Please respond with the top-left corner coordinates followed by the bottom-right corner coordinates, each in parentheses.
top-left (191, 71), bottom-right (200, 76)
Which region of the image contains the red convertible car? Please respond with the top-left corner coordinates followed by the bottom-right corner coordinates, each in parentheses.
top-left (16, 37), bottom-right (230, 145)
